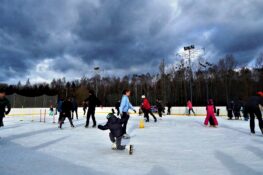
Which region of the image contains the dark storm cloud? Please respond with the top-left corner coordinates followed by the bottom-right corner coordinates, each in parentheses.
top-left (0, 0), bottom-right (263, 83)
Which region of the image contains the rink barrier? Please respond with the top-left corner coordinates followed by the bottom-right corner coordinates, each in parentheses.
top-left (5, 107), bottom-right (229, 117)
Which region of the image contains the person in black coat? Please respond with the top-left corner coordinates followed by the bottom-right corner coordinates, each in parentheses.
top-left (156, 98), bottom-right (164, 118)
top-left (233, 99), bottom-right (242, 120)
top-left (166, 102), bottom-right (172, 115)
top-left (59, 97), bottom-right (75, 129)
top-left (115, 100), bottom-right (120, 116)
top-left (245, 93), bottom-right (263, 134)
top-left (84, 90), bottom-right (101, 128)
top-left (71, 98), bottom-right (78, 120)
top-left (0, 89), bottom-right (11, 127)
top-left (98, 113), bottom-right (128, 150)
top-left (226, 101), bottom-right (234, 120)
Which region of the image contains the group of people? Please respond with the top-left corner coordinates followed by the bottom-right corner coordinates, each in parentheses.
top-left (0, 86), bottom-right (263, 151)
top-left (56, 90), bottom-right (101, 129)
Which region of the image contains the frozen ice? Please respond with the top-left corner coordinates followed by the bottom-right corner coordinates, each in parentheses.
top-left (0, 114), bottom-right (263, 175)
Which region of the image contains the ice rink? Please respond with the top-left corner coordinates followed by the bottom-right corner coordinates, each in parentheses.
top-left (0, 114), bottom-right (263, 175)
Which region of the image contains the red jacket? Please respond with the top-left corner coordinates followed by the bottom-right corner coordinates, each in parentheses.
top-left (142, 98), bottom-right (151, 110)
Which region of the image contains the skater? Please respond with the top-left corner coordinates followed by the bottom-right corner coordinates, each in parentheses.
top-left (49, 104), bottom-right (54, 117)
top-left (156, 98), bottom-right (164, 118)
top-left (245, 92), bottom-right (263, 135)
top-left (82, 101), bottom-right (88, 116)
top-left (98, 113), bottom-right (133, 153)
top-left (59, 97), bottom-right (75, 129)
top-left (204, 99), bottom-right (218, 127)
top-left (226, 100), bottom-right (234, 120)
top-left (141, 95), bottom-right (157, 122)
top-left (57, 97), bottom-right (64, 123)
top-left (233, 99), bottom-right (242, 120)
top-left (84, 90), bottom-right (101, 128)
top-left (0, 88), bottom-right (11, 128)
top-left (119, 89), bottom-right (136, 138)
top-left (187, 100), bottom-right (195, 116)
top-left (71, 98), bottom-right (78, 120)
top-left (115, 100), bottom-right (120, 116)
top-left (166, 102), bottom-right (172, 115)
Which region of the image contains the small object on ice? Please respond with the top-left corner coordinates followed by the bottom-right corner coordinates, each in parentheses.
top-left (128, 145), bottom-right (134, 155)
top-left (123, 134), bottom-right (130, 139)
top-left (112, 143), bottom-right (117, 150)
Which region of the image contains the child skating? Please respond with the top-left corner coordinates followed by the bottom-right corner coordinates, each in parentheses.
top-left (204, 99), bottom-right (218, 127)
top-left (98, 113), bottom-right (133, 155)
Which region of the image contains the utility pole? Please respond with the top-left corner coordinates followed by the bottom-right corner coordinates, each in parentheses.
top-left (184, 45), bottom-right (195, 102)
top-left (94, 67), bottom-right (100, 96)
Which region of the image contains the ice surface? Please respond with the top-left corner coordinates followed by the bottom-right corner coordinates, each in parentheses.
top-left (0, 114), bottom-right (263, 175)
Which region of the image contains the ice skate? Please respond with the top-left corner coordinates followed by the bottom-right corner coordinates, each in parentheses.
top-left (112, 143), bottom-right (117, 150)
top-left (123, 134), bottom-right (130, 139)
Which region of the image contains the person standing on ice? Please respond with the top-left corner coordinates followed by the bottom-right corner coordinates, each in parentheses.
top-left (204, 99), bottom-right (218, 127)
top-left (156, 98), bottom-right (164, 118)
top-left (0, 88), bottom-right (11, 128)
top-left (119, 89), bottom-right (136, 139)
top-left (245, 92), bottom-right (263, 135)
top-left (187, 100), bottom-right (195, 116)
top-left (226, 100), bottom-right (234, 120)
top-left (59, 97), bottom-right (75, 129)
top-left (84, 90), bottom-right (101, 128)
top-left (71, 97), bottom-right (78, 120)
top-left (57, 97), bottom-right (64, 123)
top-left (166, 102), bottom-right (172, 115)
top-left (98, 113), bottom-right (132, 152)
top-left (141, 95), bottom-right (157, 122)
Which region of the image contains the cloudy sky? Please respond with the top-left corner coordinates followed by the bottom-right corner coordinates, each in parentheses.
top-left (0, 0), bottom-right (263, 84)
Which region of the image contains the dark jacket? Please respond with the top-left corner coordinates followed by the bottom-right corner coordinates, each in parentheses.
top-left (0, 97), bottom-right (11, 117)
top-left (245, 96), bottom-right (263, 110)
top-left (98, 115), bottom-right (126, 138)
top-left (85, 94), bottom-right (101, 109)
top-left (156, 101), bottom-right (164, 111)
top-left (72, 99), bottom-right (78, 110)
top-left (62, 100), bottom-right (73, 115)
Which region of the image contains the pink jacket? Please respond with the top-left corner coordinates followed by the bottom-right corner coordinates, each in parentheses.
top-left (187, 101), bottom-right (192, 109)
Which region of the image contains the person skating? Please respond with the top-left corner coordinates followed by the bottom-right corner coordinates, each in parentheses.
top-left (0, 88), bottom-right (11, 128)
top-left (226, 101), bottom-right (234, 120)
top-left (187, 100), bottom-right (195, 116)
top-left (166, 102), bottom-right (172, 115)
top-left (59, 97), bottom-right (75, 129)
top-left (98, 113), bottom-right (133, 153)
top-left (115, 100), bottom-right (120, 116)
top-left (57, 97), bottom-right (64, 123)
top-left (71, 98), bottom-right (78, 120)
top-left (119, 89), bottom-right (136, 139)
top-left (204, 99), bottom-right (218, 127)
top-left (141, 95), bottom-right (157, 122)
top-left (233, 99), bottom-right (242, 120)
top-left (245, 92), bottom-right (263, 135)
top-left (156, 98), bottom-right (164, 118)
top-left (84, 90), bottom-right (101, 128)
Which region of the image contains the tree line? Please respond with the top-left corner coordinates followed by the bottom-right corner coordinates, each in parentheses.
top-left (1, 54), bottom-right (262, 107)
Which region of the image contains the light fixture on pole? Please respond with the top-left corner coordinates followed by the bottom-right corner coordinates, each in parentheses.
top-left (184, 45), bottom-right (195, 102)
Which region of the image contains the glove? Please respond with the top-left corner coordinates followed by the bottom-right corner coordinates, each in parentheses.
top-left (98, 125), bottom-right (103, 130)
top-left (133, 109), bottom-right (136, 113)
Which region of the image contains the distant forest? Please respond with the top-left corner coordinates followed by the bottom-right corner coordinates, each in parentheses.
top-left (1, 54), bottom-right (263, 107)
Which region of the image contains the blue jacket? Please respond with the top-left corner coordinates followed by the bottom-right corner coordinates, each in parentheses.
top-left (119, 95), bottom-right (134, 113)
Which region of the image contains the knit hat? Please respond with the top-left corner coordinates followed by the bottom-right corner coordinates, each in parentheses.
top-left (141, 95), bottom-right (146, 99)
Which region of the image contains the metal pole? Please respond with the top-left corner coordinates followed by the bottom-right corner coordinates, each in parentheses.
top-left (188, 50), bottom-right (193, 102)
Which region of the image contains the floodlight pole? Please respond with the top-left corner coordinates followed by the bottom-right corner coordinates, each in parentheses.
top-left (184, 45), bottom-right (195, 102)
top-left (94, 67), bottom-right (100, 96)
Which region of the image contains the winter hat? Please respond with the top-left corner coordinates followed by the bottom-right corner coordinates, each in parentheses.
top-left (141, 95), bottom-right (146, 99)
top-left (208, 99), bottom-right (213, 105)
top-left (257, 91), bottom-right (263, 97)
top-left (106, 113), bottom-right (114, 119)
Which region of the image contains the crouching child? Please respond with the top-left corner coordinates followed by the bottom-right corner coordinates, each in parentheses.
top-left (98, 113), bottom-right (133, 154)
